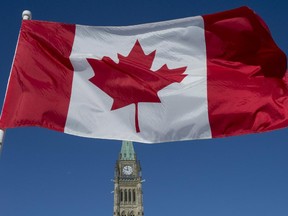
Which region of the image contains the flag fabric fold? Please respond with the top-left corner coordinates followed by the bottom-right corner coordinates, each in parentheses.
top-left (0, 6), bottom-right (287, 143)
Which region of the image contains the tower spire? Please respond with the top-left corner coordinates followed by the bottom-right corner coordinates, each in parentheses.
top-left (119, 140), bottom-right (136, 160)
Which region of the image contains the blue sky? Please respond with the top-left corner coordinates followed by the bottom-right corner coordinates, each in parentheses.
top-left (0, 1), bottom-right (288, 216)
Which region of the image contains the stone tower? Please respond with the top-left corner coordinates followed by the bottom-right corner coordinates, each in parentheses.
top-left (113, 141), bottom-right (144, 216)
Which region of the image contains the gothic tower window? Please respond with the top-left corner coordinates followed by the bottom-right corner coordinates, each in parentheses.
top-left (128, 189), bottom-right (131, 202)
top-left (133, 189), bottom-right (136, 203)
top-left (124, 189), bottom-right (127, 202)
top-left (120, 189), bottom-right (123, 202)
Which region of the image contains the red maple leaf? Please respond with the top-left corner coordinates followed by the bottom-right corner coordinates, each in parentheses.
top-left (87, 40), bottom-right (187, 133)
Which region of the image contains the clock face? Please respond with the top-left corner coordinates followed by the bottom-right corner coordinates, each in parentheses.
top-left (122, 165), bottom-right (133, 175)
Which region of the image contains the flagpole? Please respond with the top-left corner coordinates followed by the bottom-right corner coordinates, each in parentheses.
top-left (0, 129), bottom-right (4, 155)
top-left (0, 10), bottom-right (32, 156)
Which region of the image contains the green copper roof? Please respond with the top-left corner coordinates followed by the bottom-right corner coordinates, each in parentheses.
top-left (120, 141), bottom-right (136, 160)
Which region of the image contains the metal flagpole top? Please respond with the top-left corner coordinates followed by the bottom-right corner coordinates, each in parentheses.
top-left (22, 10), bottom-right (32, 20)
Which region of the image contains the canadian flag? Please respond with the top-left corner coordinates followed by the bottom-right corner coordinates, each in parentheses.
top-left (0, 6), bottom-right (287, 143)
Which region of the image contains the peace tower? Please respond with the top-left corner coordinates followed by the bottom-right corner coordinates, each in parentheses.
top-left (113, 141), bottom-right (144, 216)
